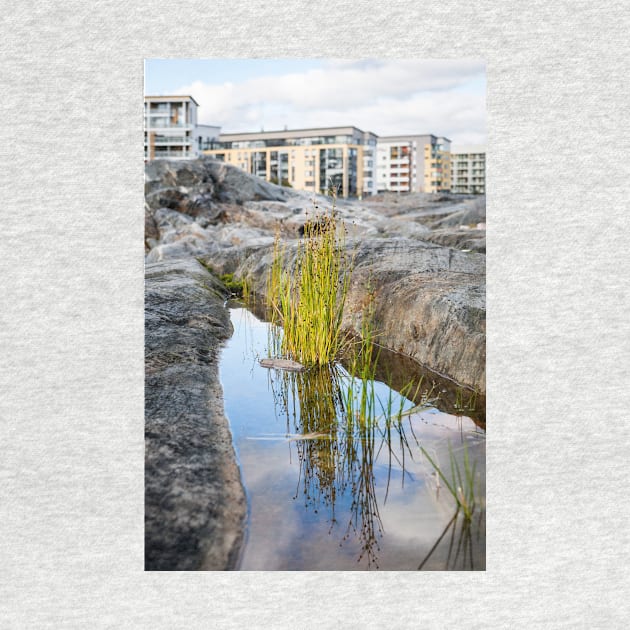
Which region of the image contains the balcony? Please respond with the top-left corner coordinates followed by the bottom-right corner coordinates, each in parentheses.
top-left (152, 136), bottom-right (193, 145)
top-left (152, 150), bottom-right (197, 159)
top-left (145, 120), bottom-right (194, 130)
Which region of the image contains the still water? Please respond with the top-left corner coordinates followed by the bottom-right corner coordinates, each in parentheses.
top-left (220, 307), bottom-right (485, 570)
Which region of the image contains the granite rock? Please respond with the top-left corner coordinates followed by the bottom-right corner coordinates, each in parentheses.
top-left (145, 257), bottom-right (246, 570)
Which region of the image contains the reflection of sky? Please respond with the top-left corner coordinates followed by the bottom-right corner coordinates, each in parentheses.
top-left (220, 308), bottom-right (485, 570)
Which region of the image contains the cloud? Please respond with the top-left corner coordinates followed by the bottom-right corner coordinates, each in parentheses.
top-left (177, 59), bottom-right (485, 143)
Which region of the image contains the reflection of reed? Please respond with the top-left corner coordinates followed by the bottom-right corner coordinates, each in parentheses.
top-left (271, 365), bottom-right (347, 514)
top-left (268, 363), bottom-right (421, 569)
top-left (344, 417), bottom-right (383, 567)
top-left (417, 439), bottom-right (485, 570)
top-left (417, 508), bottom-right (485, 571)
top-left (354, 340), bottom-right (487, 429)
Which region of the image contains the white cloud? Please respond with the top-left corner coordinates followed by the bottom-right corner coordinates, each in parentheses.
top-left (177, 59), bottom-right (485, 143)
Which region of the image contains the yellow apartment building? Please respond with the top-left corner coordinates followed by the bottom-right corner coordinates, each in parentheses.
top-left (203, 126), bottom-right (378, 199)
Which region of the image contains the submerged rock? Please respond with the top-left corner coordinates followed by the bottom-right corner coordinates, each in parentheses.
top-left (259, 357), bottom-right (306, 372)
top-left (145, 257), bottom-right (246, 570)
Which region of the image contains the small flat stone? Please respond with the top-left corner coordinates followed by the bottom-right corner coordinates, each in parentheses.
top-left (259, 358), bottom-right (306, 372)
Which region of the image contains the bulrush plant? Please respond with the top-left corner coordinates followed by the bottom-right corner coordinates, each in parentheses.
top-left (267, 190), bottom-right (352, 367)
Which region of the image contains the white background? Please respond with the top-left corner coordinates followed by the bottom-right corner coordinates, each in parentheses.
top-left (2, 1), bottom-right (629, 627)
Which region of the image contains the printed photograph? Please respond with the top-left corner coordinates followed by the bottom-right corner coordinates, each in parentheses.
top-left (144, 58), bottom-right (486, 571)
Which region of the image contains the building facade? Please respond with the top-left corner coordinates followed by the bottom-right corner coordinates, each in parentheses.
top-left (376, 134), bottom-right (452, 194)
top-left (450, 145), bottom-right (486, 194)
top-left (141, 99), bottom-right (462, 198)
top-left (144, 95), bottom-right (220, 160)
top-left (202, 126), bottom-right (378, 198)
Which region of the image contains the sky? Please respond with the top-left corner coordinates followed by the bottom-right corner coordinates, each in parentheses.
top-left (145, 59), bottom-right (486, 146)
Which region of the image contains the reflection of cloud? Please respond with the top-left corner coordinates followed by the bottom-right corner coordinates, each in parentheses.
top-left (234, 408), bottom-right (486, 569)
top-left (177, 59), bottom-right (485, 143)
top-left (237, 440), bottom-right (304, 569)
top-left (221, 307), bottom-right (486, 569)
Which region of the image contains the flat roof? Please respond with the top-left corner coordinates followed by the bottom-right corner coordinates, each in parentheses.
top-left (378, 134), bottom-right (452, 143)
top-left (145, 95), bottom-right (199, 106)
top-left (451, 145), bottom-right (486, 153)
top-left (219, 125), bottom-right (376, 140)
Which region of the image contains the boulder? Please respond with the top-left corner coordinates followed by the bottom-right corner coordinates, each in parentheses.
top-left (145, 257), bottom-right (246, 570)
top-left (230, 238), bottom-right (486, 392)
top-left (344, 239), bottom-right (486, 391)
top-left (144, 157), bottom-right (293, 218)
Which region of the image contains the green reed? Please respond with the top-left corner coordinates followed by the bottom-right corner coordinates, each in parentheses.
top-left (344, 297), bottom-right (380, 428)
top-left (267, 229), bottom-right (285, 325)
top-left (267, 192), bottom-right (352, 367)
top-left (420, 441), bottom-right (478, 521)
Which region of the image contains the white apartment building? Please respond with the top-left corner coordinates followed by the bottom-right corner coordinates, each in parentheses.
top-left (376, 135), bottom-right (452, 193)
top-left (450, 145), bottom-right (486, 194)
top-left (144, 95), bottom-right (220, 160)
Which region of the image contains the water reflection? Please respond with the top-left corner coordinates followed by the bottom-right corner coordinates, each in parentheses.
top-left (267, 359), bottom-right (463, 569)
top-left (222, 306), bottom-right (485, 570)
top-left (417, 508), bottom-right (485, 570)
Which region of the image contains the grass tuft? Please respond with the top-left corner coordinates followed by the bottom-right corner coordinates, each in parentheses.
top-left (267, 190), bottom-right (352, 367)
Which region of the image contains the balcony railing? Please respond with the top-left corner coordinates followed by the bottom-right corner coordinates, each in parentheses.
top-left (151, 150), bottom-right (197, 159)
top-left (145, 121), bottom-right (194, 130)
top-left (151, 136), bottom-right (193, 145)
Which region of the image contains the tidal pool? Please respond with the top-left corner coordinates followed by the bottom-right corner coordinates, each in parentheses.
top-left (220, 307), bottom-right (485, 570)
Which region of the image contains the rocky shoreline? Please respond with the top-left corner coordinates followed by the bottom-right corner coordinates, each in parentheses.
top-left (145, 158), bottom-right (485, 390)
top-left (144, 157), bottom-right (486, 569)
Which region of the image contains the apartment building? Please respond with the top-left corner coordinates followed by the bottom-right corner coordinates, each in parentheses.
top-left (202, 126), bottom-right (378, 199)
top-left (144, 95), bottom-right (220, 160)
top-left (376, 135), bottom-right (452, 194)
top-left (450, 145), bottom-right (486, 194)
